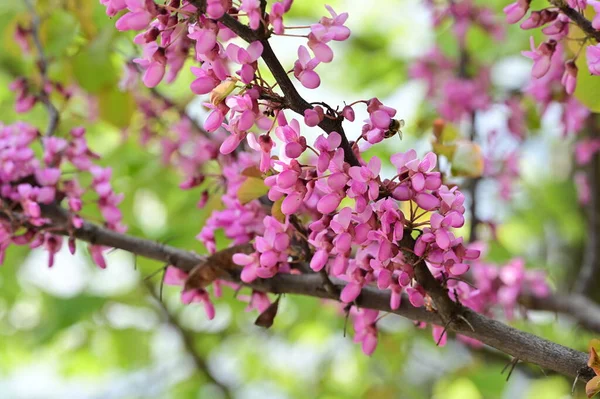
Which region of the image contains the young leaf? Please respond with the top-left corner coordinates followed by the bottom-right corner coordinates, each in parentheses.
top-left (271, 197), bottom-right (285, 223)
top-left (451, 140), bottom-right (484, 178)
top-left (237, 177), bottom-right (268, 204)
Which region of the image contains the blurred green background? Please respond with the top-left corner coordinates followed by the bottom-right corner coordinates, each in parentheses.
top-left (0, 0), bottom-right (594, 398)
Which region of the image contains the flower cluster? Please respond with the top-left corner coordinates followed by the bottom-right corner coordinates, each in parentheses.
top-left (505, 0), bottom-right (600, 87)
top-left (0, 122), bottom-right (123, 268)
top-left (470, 257), bottom-right (550, 319)
top-left (17, 0), bottom-right (551, 357)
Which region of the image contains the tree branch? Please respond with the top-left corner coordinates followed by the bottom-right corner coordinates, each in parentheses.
top-left (5, 204), bottom-right (596, 382)
top-left (24, 0), bottom-right (60, 136)
top-left (549, 0), bottom-right (600, 42)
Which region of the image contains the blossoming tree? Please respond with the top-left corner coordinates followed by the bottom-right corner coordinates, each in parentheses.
top-left (3, 0), bottom-right (600, 397)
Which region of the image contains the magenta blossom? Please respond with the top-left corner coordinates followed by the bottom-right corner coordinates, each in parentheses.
top-left (587, 43), bottom-right (600, 75)
top-left (503, 0), bottom-right (530, 24)
top-left (521, 37), bottom-right (557, 79)
top-left (294, 46), bottom-right (321, 89)
top-left (115, 0), bottom-right (154, 31)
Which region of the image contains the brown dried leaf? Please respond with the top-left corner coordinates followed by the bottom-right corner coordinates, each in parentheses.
top-left (254, 296), bottom-right (281, 329)
top-left (590, 343), bottom-right (600, 375)
top-left (587, 375), bottom-right (600, 398)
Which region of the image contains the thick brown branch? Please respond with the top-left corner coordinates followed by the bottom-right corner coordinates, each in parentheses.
top-left (217, 14), bottom-right (360, 167)
top-left (8, 205), bottom-right (595, 382)
top-left (549, 0), bottom-right (600, 42)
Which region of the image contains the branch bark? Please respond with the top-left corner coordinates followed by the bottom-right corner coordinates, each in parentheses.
top-left (6, 204), bottom-right (596, 382)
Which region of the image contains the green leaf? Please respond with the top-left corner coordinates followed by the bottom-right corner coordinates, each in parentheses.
top-left (72, 26), bottom-right (118, 93)
top-left (271, 197), bottom-right (285, 223)
top-left (98, 88), bottom-right (135, 128)
top-left (237, 177), bottom-right (268, 204)
top-left (434, 378), bottom-right (482, 399)
top-left (432, 142), bottom-right (456, 159)
top-left (40, 10), bottom-right (80, 57)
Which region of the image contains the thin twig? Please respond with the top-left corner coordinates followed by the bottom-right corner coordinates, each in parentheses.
top-left (144, 281), bottom-right (233, 398)
top-left (24, 0), bottom-right (60, 136)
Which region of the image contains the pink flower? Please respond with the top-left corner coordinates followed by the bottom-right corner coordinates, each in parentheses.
top-left (341, 282), bottom-right (361, 303)
top-left (294, 46), bottom-right (321, 89)
top-left (190, 65), bottom-right (219, 95)
top-left (361, 98), bottom-right (397, 144)
top-left (310, 249), bottom-right (329, 271)
top-left (226, 42), bottom-right (263, 83)
top-left (181, 289), bottom-right (216, 319)
top-left (542, 14), bottom-right (569, 38)
top-left (100, 0), bottom-right (127, 17)
top-left (164, 266), bottom-right (188, 285)
top-left (275, 118), bottom-right (307, 159)
top-left (133, 43), bottom-right (166, 88)
top-left (575, 139), bottom-right (600, 165)
top-left (35, 168), bottom-right (61, 186)
top-left (521, 37), bottom-right (557, 79)
top-left (205, 0), bottom-right (228, 19)
top-left (304, 106), bottom-right (325, 127)
top-left (351, 308), bottom-right (379, 356)
top-left (347, 157), bottom-right (382, 203)
top-left (567, 0), bottom-right (588, 8)
top-left (247, 133), bottom-right (273, 172)
top-left (561, 60), bottom-right (577, 95)
top-left (269, 0), bottom-right (293, 34)
top-left (240, 0), bottom-right (262, 30)
top-left (317, 192), bottom-right (343, 214)
top-left (342, 105), bottom-right (355, 121)
top-left (590, 1), bottom-right (600, 29)
top-left (89, 245), bottom-right (107, 269)
top-left (587, 43), bottom-right (600, 75)
top-left (406, 287), bottom-right (425, 307)
top-left (188, 23), bottom-right (217, 56)
top-left (503, 0), bottom-right (529, 24)
top-left (314, 132), bottom-right (342, 173)
top-left (575, 171), bottom-right (591, 204)
top-left (308, 5), bottom-right (351, 63)
top-left (115, 0), bottom-right (154, 31)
